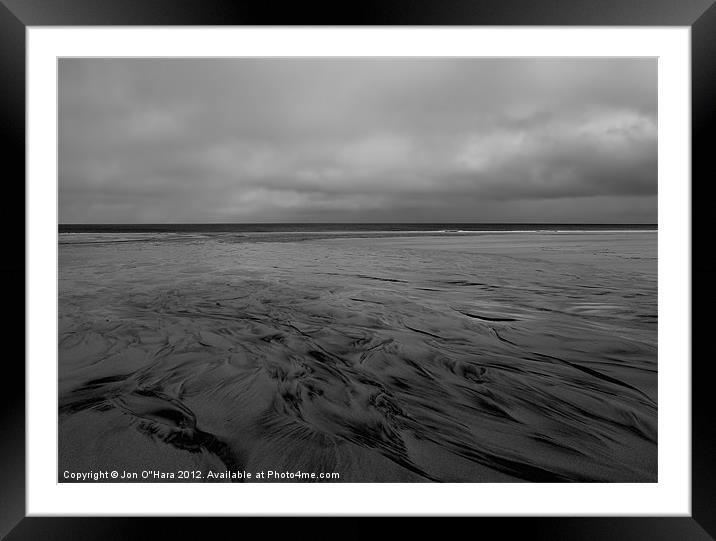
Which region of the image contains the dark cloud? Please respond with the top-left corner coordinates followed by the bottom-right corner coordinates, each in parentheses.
top-left (59, 58), bottom-right (657, 223)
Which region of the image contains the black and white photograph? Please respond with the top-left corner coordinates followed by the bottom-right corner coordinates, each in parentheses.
top-left (57, 57), bottom-right (657, 483)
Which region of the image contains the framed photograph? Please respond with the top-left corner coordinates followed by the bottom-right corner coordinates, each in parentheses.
top-left (3, 0), bottom-right (713, 538)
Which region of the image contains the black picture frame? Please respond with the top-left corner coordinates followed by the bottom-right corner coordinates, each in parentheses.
top-left (2, 1), bottom-right (713, 539)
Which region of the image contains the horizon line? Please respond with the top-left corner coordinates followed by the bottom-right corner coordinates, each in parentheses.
top-left (58, 221), bottom-right (658, 226)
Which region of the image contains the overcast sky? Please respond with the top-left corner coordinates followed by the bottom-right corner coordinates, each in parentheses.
top-left (59, 58), bottom-right (656, 223)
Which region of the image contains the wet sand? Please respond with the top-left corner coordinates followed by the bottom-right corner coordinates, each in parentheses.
top-left (58, 231), bottom-right (657, 482)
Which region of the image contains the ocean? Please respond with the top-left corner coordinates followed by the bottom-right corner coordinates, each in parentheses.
top-left (58, 225), bottom-right (657, 482)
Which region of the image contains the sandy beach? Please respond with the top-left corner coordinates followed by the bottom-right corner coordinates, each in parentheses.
top-left (58, 231), bottom-right (657, 482)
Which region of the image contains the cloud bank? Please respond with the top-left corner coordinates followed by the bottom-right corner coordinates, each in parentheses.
top-left (59, 58), bottom-right (657, 223)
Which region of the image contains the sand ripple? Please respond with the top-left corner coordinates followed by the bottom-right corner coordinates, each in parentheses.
top-left (59, 232), bottom-right (657, 482)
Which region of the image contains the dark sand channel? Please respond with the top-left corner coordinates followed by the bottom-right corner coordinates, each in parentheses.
top-left (58, 231), bottom-right (657, 482)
